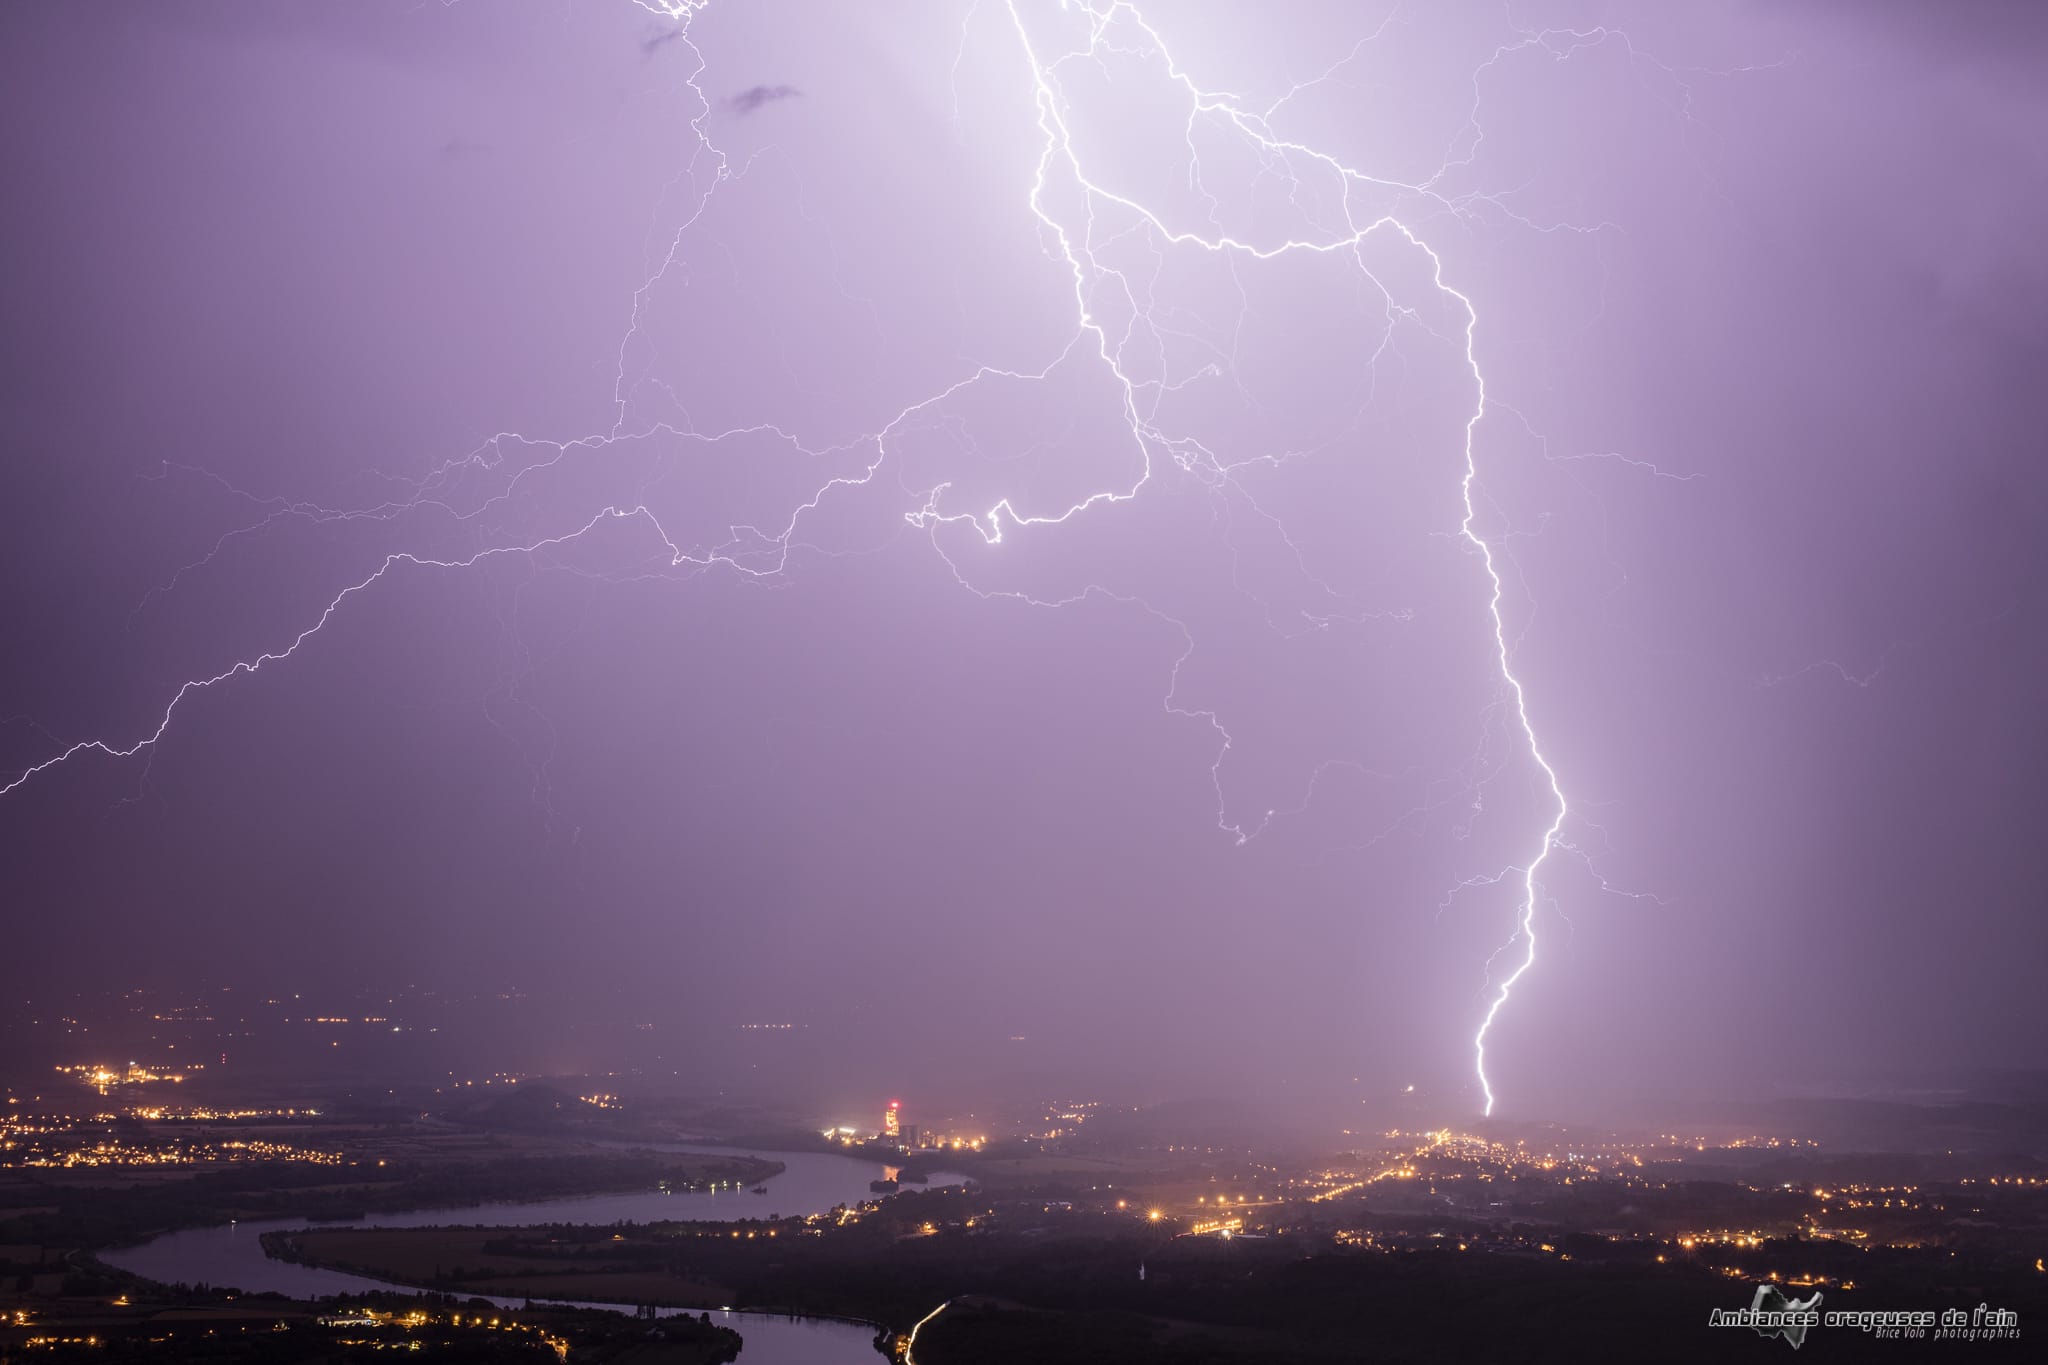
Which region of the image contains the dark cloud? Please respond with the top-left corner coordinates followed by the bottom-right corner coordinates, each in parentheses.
top-left (1791, 0), bottom-right (2048, 66)
top-left (724, 83), bottom-right (802, 115)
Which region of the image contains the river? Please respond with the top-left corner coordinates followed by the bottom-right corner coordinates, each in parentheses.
top-left (99, 1143), bottom-right (964, 1364)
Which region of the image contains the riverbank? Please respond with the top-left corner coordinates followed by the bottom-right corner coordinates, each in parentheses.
top-left (88, 1144), bottom-right (970, 1362)
top-left (0, 1281), bottom-right (747, 1362)
top-left (265, 1223), bottom-right (739, 1309)
top-left (1, 1147), bottom-right (785, 1255)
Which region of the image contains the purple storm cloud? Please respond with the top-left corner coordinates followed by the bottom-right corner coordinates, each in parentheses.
top-left (0, 1), bottom-right (2043, 1119)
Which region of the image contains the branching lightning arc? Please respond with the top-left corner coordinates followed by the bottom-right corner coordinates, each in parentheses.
top-left (1, 0), bottom-right (1707, 1115)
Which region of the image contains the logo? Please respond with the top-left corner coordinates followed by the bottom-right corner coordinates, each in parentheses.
top-left (1710, 1290), bottom-right (2022, 1346)
top-left (1708, 1284), bottom-right (1824, 1350)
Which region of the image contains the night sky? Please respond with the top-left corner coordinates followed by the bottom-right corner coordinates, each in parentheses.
top-left (2, 1), bottom-right (2042, 1118)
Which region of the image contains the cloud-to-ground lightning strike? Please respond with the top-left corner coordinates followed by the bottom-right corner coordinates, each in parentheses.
top-left (0, 0), bottom-right (1693, 1114)
top-left (1459, 352), bottom-right (1568, 1120)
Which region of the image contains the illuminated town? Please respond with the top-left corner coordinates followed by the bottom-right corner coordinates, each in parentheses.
top-left (0, 980), bottom-right (2039, 1361)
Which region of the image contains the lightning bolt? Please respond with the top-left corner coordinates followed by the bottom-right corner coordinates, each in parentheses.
top-left (0, 0), bottom-right (1737, 1113)
top-left (978, 0), bottom-right (1574, 1117)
